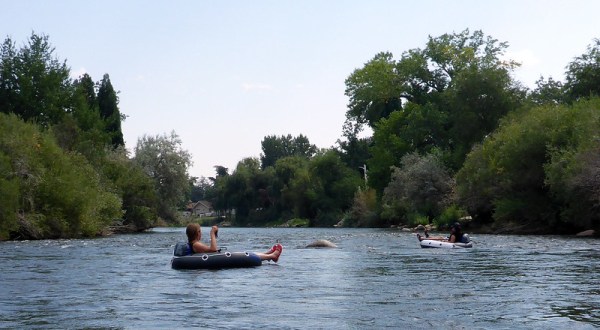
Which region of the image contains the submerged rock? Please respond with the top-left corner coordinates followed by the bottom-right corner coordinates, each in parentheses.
top-left (305, 239), bottom-right (337, 248)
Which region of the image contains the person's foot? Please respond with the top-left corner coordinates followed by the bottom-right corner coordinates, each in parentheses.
top-left (266, 244), bottom-right (277, 254)
top-left (272, 243), bottom-right (283, 262)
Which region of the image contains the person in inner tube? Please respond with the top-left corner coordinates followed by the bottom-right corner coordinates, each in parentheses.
top-left (185, 223), bottom-right (283, 262)
top-left (186, 223), bottom-right (220, 253)
top-left (417, 222), bottom-right (465, 243)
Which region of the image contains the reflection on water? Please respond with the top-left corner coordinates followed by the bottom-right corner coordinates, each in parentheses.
top-left (0, 228), bottom-right (599, 329)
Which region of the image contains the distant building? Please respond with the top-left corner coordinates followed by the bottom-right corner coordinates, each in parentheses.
top-left (185, 200), bottom-right (215, 217)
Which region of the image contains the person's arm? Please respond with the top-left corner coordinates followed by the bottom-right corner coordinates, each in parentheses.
top-left (208, 226), bottom-right (218, 252)
top-left (192, 226), bottom-right (219, 253)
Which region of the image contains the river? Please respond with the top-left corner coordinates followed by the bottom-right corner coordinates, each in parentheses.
top-left (0, 227), bottom-right (599, 329)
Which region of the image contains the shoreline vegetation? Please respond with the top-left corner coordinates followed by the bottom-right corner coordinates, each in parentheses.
top-left (1, 31), bottom-right (599, 241)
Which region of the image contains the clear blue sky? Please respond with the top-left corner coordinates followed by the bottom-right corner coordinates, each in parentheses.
top-left (2, 1), bottom-right (599, 178)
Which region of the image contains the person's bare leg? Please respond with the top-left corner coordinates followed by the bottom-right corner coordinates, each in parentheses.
top-left (257, 243), bottom-right (282, 262)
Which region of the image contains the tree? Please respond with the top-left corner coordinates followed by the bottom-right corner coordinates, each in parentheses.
top-left (260, 134), bottom-right (317, 169)
top-left (368, 102), bottom-right (447, 193)
top-left (0, 33), bottom-right (72, 127)
top-left (97, 74), bottom-right (124, 148)
top-left (344, 52), bottom-right (402, 137)
top-left (134, 131), bottom-right (192, 222)
top-left (305, 151), bottom-right (362, 226)
top-left (53, 73), bottom-right (111, 158)
top-left (335, 136), bottom-right (372, 176)
top-left (0, 113), bottom-right (122, 239)
top-left (382, 152), bottom-right (454, 224)
top-left (0, 151), bottom-right (19, 239)
top-left (456, 98), bottom-right (600, 233)
top-left (564, 39), bottom-right (600, 102)
top-left (190, 176), bottom-right (215, 202)
top-left (345, 30), bottom-right (524, 194)
top-left (100, 148), bottom-right (158, 231)
top-left (217, 157), bottom-right (273, 224)
top-left (529, 76), bottom-right (565, 105)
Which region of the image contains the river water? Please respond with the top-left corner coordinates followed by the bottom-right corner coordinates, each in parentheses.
top-left (0, 227), bottom-right (599, 329)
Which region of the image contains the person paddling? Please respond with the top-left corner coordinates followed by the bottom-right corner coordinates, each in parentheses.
top-left (185, 223), bottom-right (283, 262)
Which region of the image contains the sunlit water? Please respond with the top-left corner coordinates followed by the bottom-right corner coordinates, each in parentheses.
top-left (1, 228), bottom-right (599, 329)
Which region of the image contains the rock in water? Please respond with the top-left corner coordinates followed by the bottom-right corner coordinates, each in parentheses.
top-left (305, 239), bottom-right (337, 248)
top-left (576, 229), bottom-right (595, 237)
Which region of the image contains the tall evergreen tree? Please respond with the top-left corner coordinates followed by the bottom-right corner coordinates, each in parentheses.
top-left (97, 73), bottom-right (124, 148)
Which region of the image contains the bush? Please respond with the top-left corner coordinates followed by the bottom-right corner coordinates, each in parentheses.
top-left (456, 97), bottom-right (600, 231)
top-left (434, 205), bottom-right (466, 228)
top-left (0, 113), bottom-right (123, 239)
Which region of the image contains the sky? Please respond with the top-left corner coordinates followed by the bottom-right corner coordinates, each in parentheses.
top-left (2, 1), bottom-right (599, 179)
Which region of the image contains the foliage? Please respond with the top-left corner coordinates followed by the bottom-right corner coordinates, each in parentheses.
top-left (260, 134), bottom-right (317, 169)
top-left (406, 213), bottom-right (429, 226)
top-left (344, 52), bottom-right (402, 135)
top-left (97, 74), bottom-right (125, 148)
top-left (190, 176), bottom-right (216, 202)
top-left (212, 149), bottom-right (362, 227)
top-left (134, 131), bottom-right (192, 223)
top-left (0, 113), bottom-right (122, 239)
top-left (100, 148), bottom-right (158, 231)
top-left (306, 151), bottom-right (363, 226)
top-left (0, 152), bottom-right (19, 239)
top-left (0, 33), bottom-right (153, 239)
top-left (335, 136), bottom-right (372, 175)
top-left (0, 33), bottom-right (71, 128)
top-left (544, 106), bottom-right (600, 231)
top-left (346, 29), bottom-right (525, 194)
top-left (382, 152), bottom-right (455, 224)
top-left (346, 187), bottom-right (378, 227)
top-left (286, 218), bottom-right (310, 227)
top-left (564, 39), bottom-right (600, 102)
top-left (528, 76), bottom-right (565, 105)
top-left (434, 205), bottom-right (467, 228)
top-left (456, 98), bottom-right (600, 232)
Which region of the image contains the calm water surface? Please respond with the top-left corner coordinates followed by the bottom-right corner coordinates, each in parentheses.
top-left (1, 228), bottom-right (599, 329)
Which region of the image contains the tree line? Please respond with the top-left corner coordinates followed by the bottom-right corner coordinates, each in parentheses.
top-left (1, 30), bottom-right (599, 239)
top-left (201, 30), bottom-right (599, 234)
top-left (0, 33), bottom-right (192, 239)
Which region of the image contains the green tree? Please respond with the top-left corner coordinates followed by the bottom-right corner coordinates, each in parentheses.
top-left (335, 136), bottom-right (372, 176)
top-left (456, 98), bottom-right (600, 233)
top-left (306, 151), bottom-right (362, 226)
top-left (100, 148), bottom-right (158, 231)
top-left (0, 152), bottom-right (19, 239)
top-left (529, 76), bottom-right (565, 105)
top-left (0, 33), bottom-right (72, 127)
top-left (564, 39), bottom-right (600, 102)
top-left (53, 73), bottom-right (111, 159)
top-left (346, 187), bottom-right (378, 227)
top-left (0, 113), bottom-right (122, 239)
top-left (211, 165), bottom-right (230, 215)
top-left (382, 152), bottom-right (454, 225)
top-left (345, 30), bottom-right (524, 194)
top-left (260, 134), bottom-right (317, 169)
top-left (134, 131), bottom-right (192, 222)
top-left (368, 102), bottom-right (447, 193)
top-left (273, 155), bottom-right (309, 220)
top-left (97, 73), bottom-right (124, 148)
top-left (344, 52), bottom-right (402, 136)
top-left (190, 176), bottom-right (216, 202)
